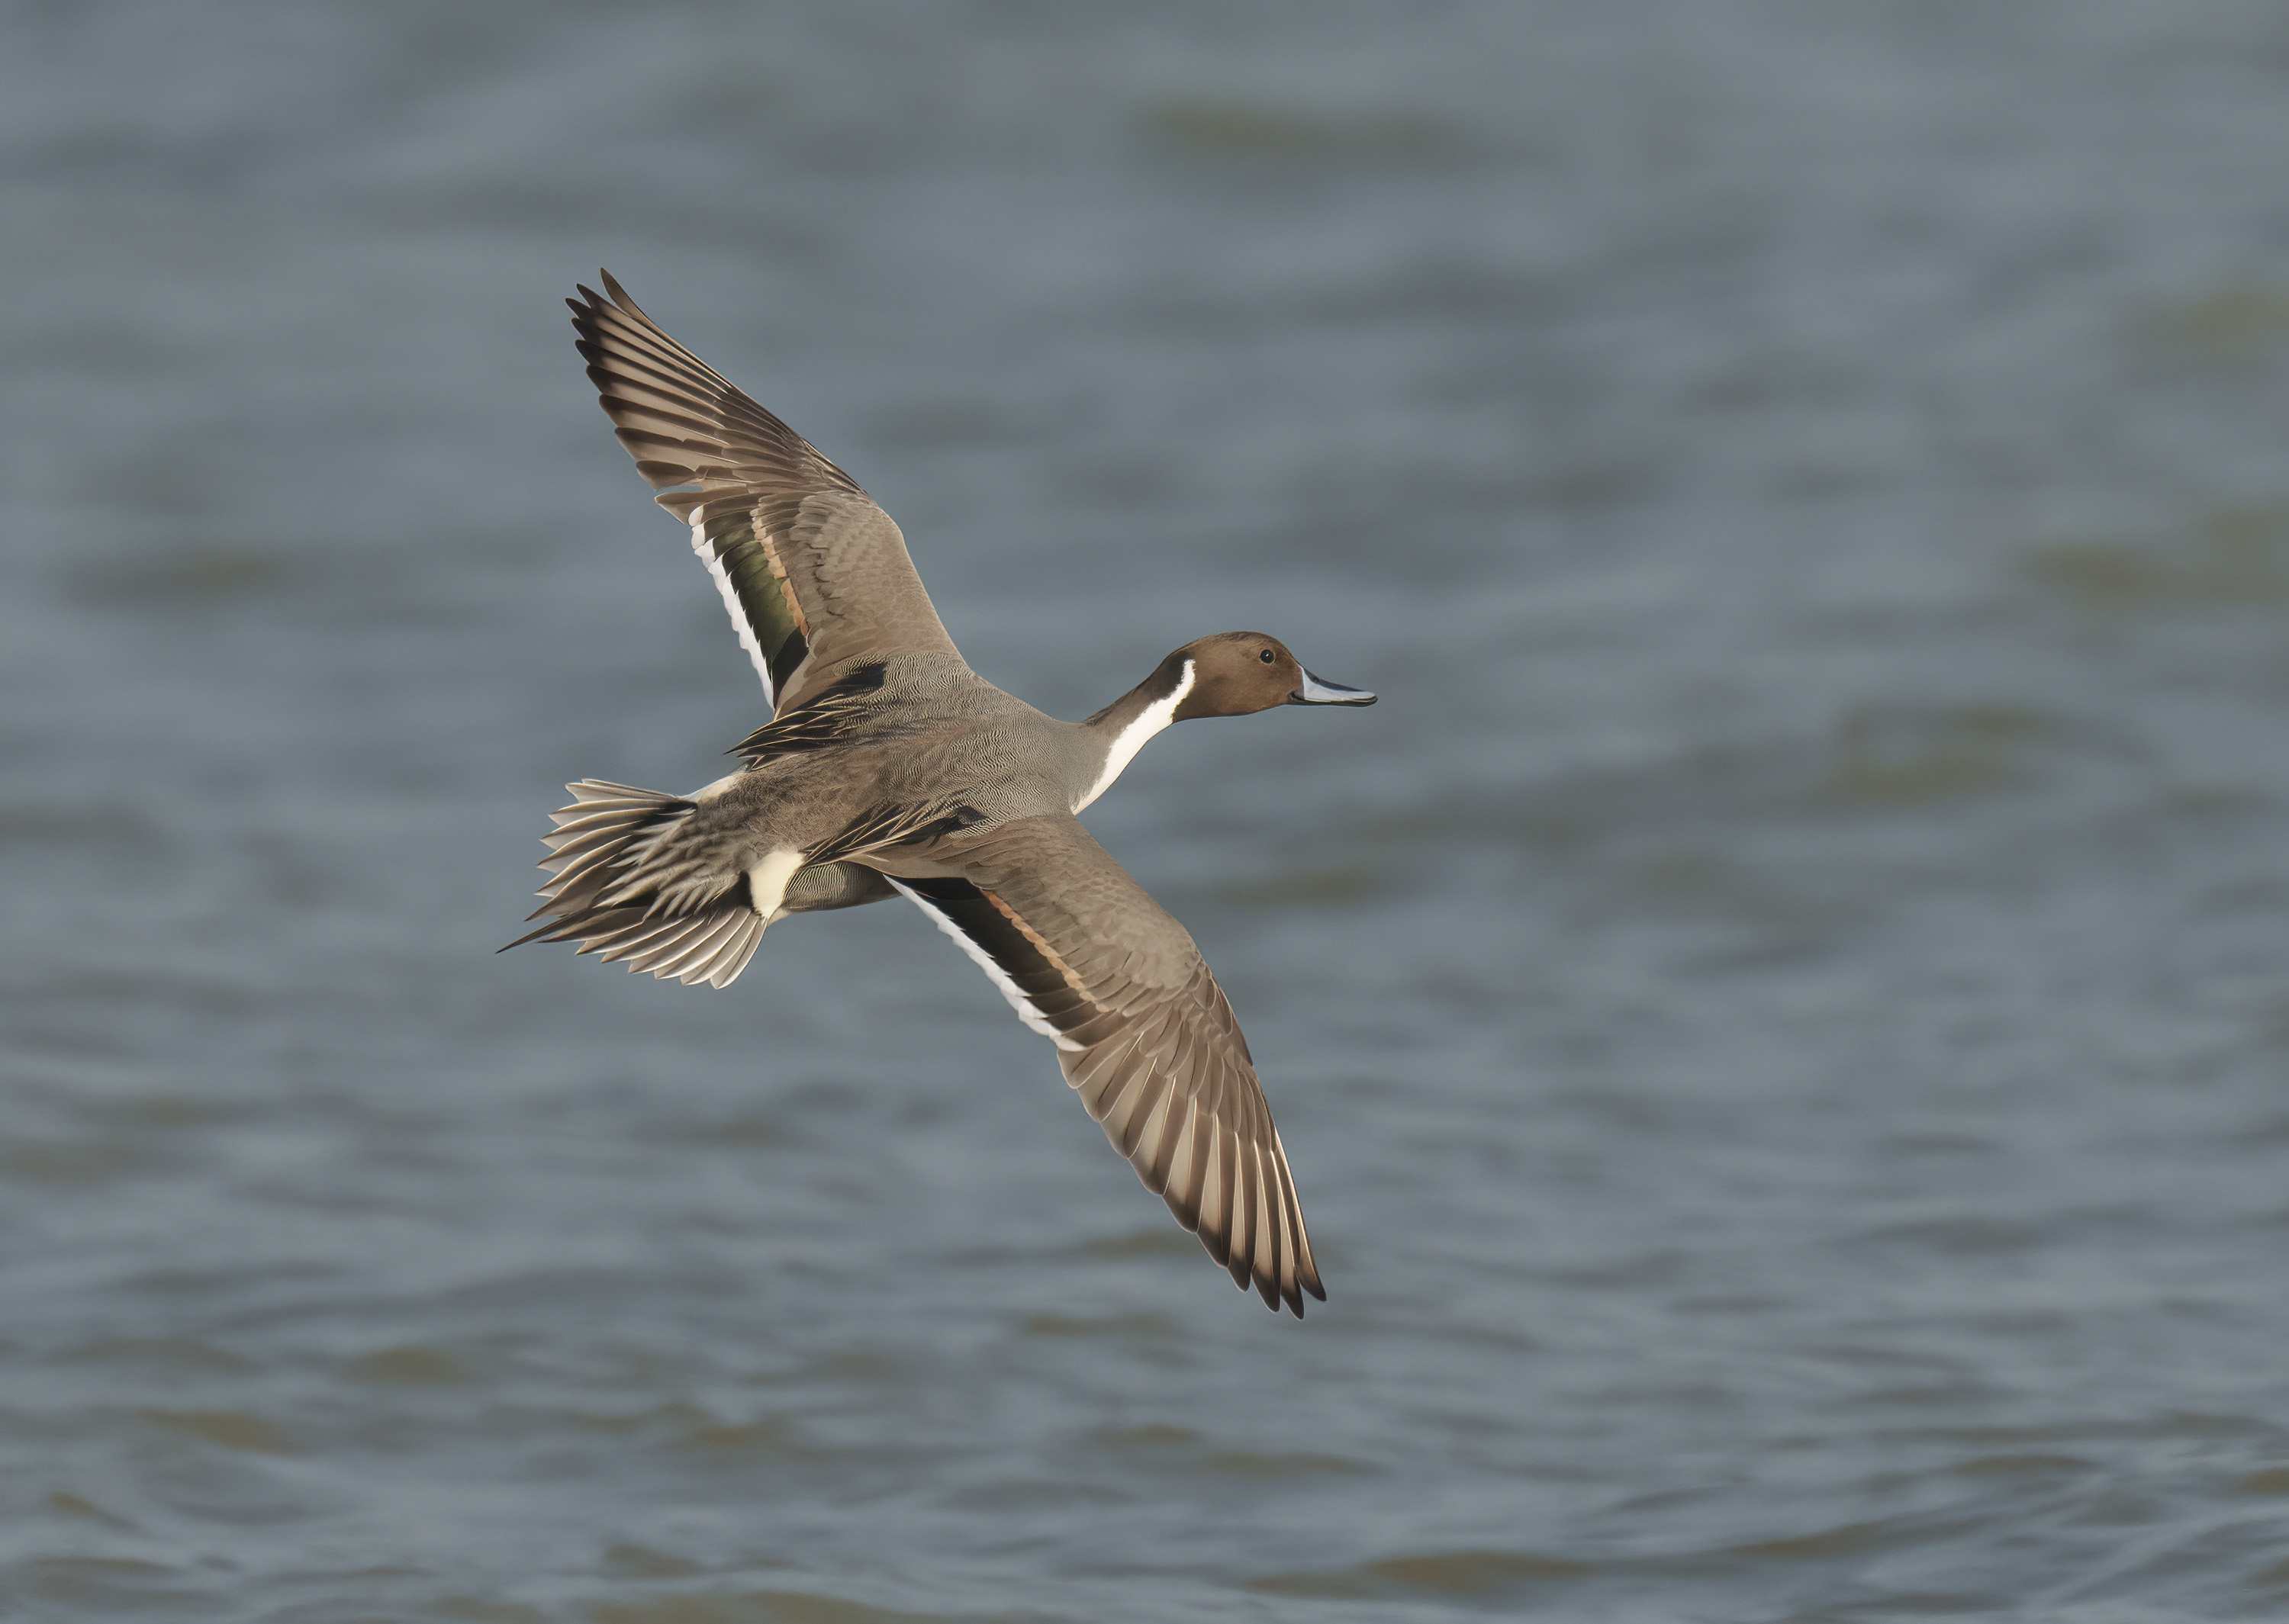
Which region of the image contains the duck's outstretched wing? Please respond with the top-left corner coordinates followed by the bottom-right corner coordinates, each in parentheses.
top-left (569, 273), bottom-right (964, 714)
top-left (871, 814), bottom-right (1325, 1316)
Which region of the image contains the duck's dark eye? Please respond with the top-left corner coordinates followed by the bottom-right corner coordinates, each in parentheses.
top-left (1258, 649), bottom-right (1275, 664)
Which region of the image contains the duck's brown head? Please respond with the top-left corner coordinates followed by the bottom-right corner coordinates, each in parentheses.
top-left (1166, 632), bottom-right (1376, 720)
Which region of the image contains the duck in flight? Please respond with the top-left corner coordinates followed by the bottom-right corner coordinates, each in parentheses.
top-left (509, 275), bottom-right (1376, 1316)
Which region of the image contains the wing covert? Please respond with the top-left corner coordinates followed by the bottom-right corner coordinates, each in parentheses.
top-left (569, 274), bottom-right (964, 712)
top-left (874, 815), bottom-right (1325, 1316)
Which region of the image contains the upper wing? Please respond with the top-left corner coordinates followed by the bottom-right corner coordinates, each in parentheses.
top-left (872, 815), bottom-right (1325, 1316)
top-left (569, 274), bottom-right (964, 713)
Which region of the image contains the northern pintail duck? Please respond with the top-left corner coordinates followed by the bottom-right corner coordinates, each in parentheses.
top-left (510, 275), bottom-right (1375, 1315)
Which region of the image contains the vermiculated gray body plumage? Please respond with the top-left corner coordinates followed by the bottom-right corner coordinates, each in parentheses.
top-left (509, 275), bottom-right (1374, 1315)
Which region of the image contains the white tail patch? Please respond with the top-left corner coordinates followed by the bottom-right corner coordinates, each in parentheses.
top-left (747, 848), bottom-right (808, 921)
top-left (1074, 658), bottom-right (1193, 813)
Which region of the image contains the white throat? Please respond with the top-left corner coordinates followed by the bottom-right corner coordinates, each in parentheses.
top-left (1073, 658), bottom-right (1193, 813)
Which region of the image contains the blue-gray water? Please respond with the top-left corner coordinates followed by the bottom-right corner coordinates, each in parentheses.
top-left (6, 4), bottom-right (2289, 1619)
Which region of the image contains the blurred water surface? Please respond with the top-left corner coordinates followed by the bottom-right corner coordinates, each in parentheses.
top-left (5, 2), bottom-right (2289, 1619)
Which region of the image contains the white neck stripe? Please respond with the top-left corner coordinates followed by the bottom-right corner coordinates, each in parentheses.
top-left (1073, 658), bottom-right (1193, 813)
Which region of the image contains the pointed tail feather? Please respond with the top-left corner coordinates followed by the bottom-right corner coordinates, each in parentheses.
top-left (501, 780), bottom-right (765, 989)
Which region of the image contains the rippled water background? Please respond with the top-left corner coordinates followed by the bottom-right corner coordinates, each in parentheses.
top-left (6, 3), bottom-right (2289, 1619)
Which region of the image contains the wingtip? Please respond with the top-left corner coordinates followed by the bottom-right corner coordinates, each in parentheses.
top-left (597, 268), bottom-right (644, 318)
top-left (1267, 1266), bottom-right (1323, 1317)
top-left (568, 271), bottom-right (648, 328)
